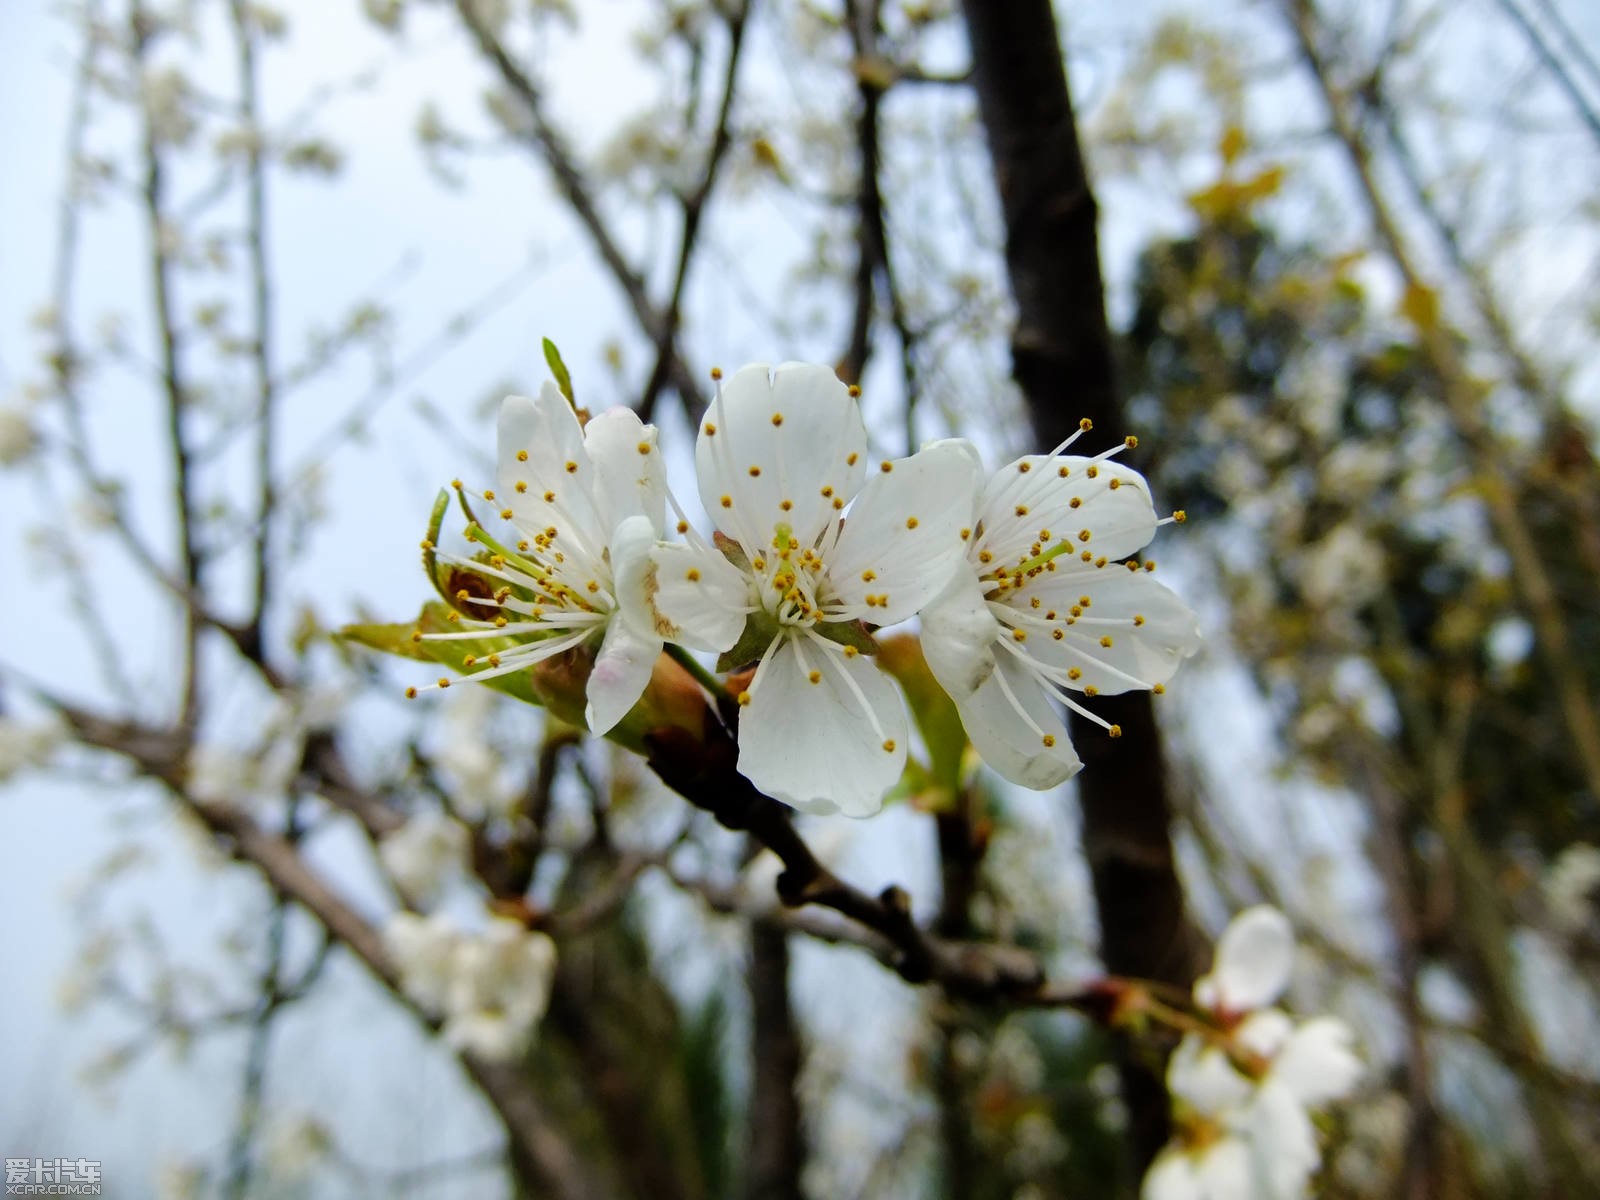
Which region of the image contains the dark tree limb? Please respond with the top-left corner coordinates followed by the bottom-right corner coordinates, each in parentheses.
top-left (743, 922), bottom-right (807, 1200)
top-left (958, 0), bottom-right (1208, 1172)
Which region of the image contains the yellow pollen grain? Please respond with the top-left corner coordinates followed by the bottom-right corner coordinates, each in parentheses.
top-left (748, 465), bottom-right (762, 477)
top-left (1084, 685), bottom-right (1098, 697)
top-left (781, 499), bottom-right (793, 511)
top-left (1125, 435), bottom-right (1139, 449)
top-left (1042, 734), bottom-right (1056, 747)
top-left (1012, 628), bottom-right (1027, 641)
top-left (1068, 667), bottom-right (1082, 680)
top-left (1108, 723), bottom-right (1122, 738)
top-left (1134, 614), bottom-right (1145, 626)
top-left (1100, 635), bottom-right (1114, 648)
top-left (1152, 683), bottom-right (1166, 695)
top-left (862, 569), bottom-right (876, 582)
top-left (821, 485), bottom-right (834, 497)
top-left (771, 413), bottom-right (784, 426)
top-left (637, 441), bottom-right (652, 455)
top-left (753, 557), bottom-right (766, 570)
top-left (880, 461), bottom-right (893, 473)
top-left (721, 495), bottom-right (733, 508)
top-left (1144, 560), bottom-right (1156, 572)
top-left (1079, 418), bottom-right (1093, 431)
top-left (677, 520), bottom-right (689, 533)
top-left (1058, 466), bottom-right (1070, 478)
top-left (737, 690), bottom-right (750, 705)
top-left (515, 482), bottom-right (527, 493)
top-left (404, 686), bottom-right (418, 699)
top-left (1173, 510), bottom-right (1187, 523)
top-left (979, 550), bottom-right (994, 564)
top-left (516, 450), bottom-right (529, 462)
top-left (483, 489), bottom-right (496, 501)
top-left (564, 461), bottom-right (578, 474)
top-left (906, 516), bottom-right (919, 529)
top-left (844, 645), bottom-right (859, 658)
top-left (808, 670), bottom-right (822, 685)
top-left (543, 490), bottom-right (556, 503)
top-left (704, 422), bottom-right (717, 436)
top-left (437, 677), bottom-right (451, 689)
top-left (451, 478), bottom-right (463, 490)
top-left (1052, 629), bottom-right (1065, 641)
top-left (500, 508), bottom-right (513, 519)
top-left (464, 655), bottom-right (478, 667)
top-left (686, 568), bottom-right (701, 582)
top-left (881, 739), bottom-right (896, 752)
top-left (586, 580), bottom-right (600, 593)
top-left (1015, 505), bottom-right (1028, 517)
top-left (1078, 530), bottom-right (1092, 542)
top-left (1109, 478), bottom-right (1121, 490)
top-left (833, 497), bottom-right (844, 509)
top-left (1031, 597), bottom-right (1041, 609)
top-left (710, 366), bottom-right (724, 380)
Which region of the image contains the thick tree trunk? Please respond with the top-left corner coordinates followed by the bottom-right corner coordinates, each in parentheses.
top-left (958, 0), bottom-right (1209, 1173)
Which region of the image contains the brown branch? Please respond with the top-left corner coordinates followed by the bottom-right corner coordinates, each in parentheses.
top-left (958, 0), bottom-right (1208, 1173)
top-left (452, 0), bottom-right (706, 419)
top-left (639, 1), bottom-right (750, 422)
top-left (743, 913), bottom-right (807, 1200)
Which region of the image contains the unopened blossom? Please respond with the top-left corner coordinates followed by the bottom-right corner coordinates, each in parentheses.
top-left (1144, 906), bottom-right (1361, 1200)
top-left (377, 811), bottom-right (469, 906)
top-left (921, 423), bottom-right (1200, 789)
top-left (411, 384), bottom-right (668, 736)
top-left (620, 362), bottom-right (979, 815)
top-left (443, 916), bottom-right (557, 1061)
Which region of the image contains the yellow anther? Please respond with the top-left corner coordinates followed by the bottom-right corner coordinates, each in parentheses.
top-left (1095, 556), bottom-right (1107, 568)
top-left (821, 485), bottom-right (834, 497)
top-left (1144, 560), bottom-right (1156, 572)
top-left (1039, 529), bottom-right (1051, 540)
top-left (979, 550), bottom-right (994, 564)
top-left (437, 677), bottom-right (451, 689)
top-left (881, 739), bottom-right (896, 752)
top-left (1014, 505), bottom-right (1028, 517)
top-left (905, 516), bottom-right (919, 529)
top-left (1086, 465), bottom-right (1099, 479)
top-left (1031, 597), bottom-right (1041, 608)
top-left (516, 450), bottom-right (529, 462)
top-left (637, 441), bottom-right (652, 455)
top-left (1068, 667), bottom-right (1082, 680)
top-left (483, 489), bottom-right (496, 501)
top-left (515, 482), bottom-right (527, 493)
top-left (1173, 510), bottom-right (1187, 523)
top-left (500, 508), bottom-right (513, 519)
top-left (686, 568), bottom-right (701, 581)
top-left (451, 478), bottom-right (463, 490)
top-left (771, 413), bottom-right (784, 426)
top-left (1134, 614), bottom-right (1145, 626)
top-left (721, 495), bottom-right (733, 508)
top-left (490, 554), bottom-right (505, 567)
top-left (543, 490), bottom-right (556, 502)
top-left (586, 580), bottom-right (599, 593)
top-left (1058, 466), bottom-right (1070, 478)
top-left (404, 686), bottom-right (418, 699)
top-left (748, 465), bottom-right (762, 477)
top-left (861, 569), bottom-right (876, 582)
top-left (1108, 723), bottom-right (1122, 738)
top-left (1100, 635), bottom-right (1113, 648)
top-left (1042, 734), bottom-right (1056, 748)
top-left (564, 461), bottom-right (578, 474)
top-left (753, 557), bottom-right (766, 570)
top-left (487, 654), bottom-right (501, 667)
top-left (1078, 530), bottom-right (1091, 542)
top-left (808, 670), bottom-right (822, 684)
top-left (1071, 606), bottom-right (1082, 617)
top-left (781, 499), bottom-right (793, 511)
top-left (494, 616), bottom-right (508, 628)
top-left (1124, 435), bottom-right (1138, 449)
top-left (517, 540), bottom-right (529, 551)
top-left (960, 527), bottom-right (971, 540)
top-left (456, 588), bottom-right (470, 601)
top-left (1152, 683), bottom-right (1165, 695)
top-left (410, 630), bottom-right (422, 642)
top-left (737, 690), bottom-right (751, 706)
top-left (1079, 595), bottom-right (1091, 606)
top-left (1083, 685), bottom-right (1098, 697)
top-left (710, 366), bottom-right (724, 380)
top-left (843, 645), bottom-right (859, 658)
top-left (1109, 478), bottom-right (1121, 490)
top-left (1079, 418), bottom-right (1093, 432)
top-left (677, 519), bottom-right (689, 533)
top-left (419, 538), bottom-right (435, 551)
top-left (833, 497), bottom-right (844, 509)
top-left (1012, 629), bottom-right (1027, 642)
top-left (704, 422), bottom-right (717, 436)
top-left (880, 461), bottom-right (893, 473)
top-left (464, 655), bottom-right (478, 667)
top-left (1052, 629), bottom-right (1065, 641)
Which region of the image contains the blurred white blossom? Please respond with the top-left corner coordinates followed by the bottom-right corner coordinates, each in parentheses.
top-left (378, 811), bottom-right (469, 906)
top-left (0, 407), bottom-right (38, 466)
top-left (1545, 843), bottom-right (1600, 934)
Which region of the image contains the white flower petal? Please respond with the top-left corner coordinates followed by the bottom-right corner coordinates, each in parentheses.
top-left (1167, 1033), bottom-right (1254, 1117)
top-left (1199, 905), bottom-right (1295, 1014)
top-left (696, 362), bottom-right (867, 548)
top-left (585, 617), bottom-right (661, 735)
top-left (825, 440), bottom-right (981, 624)
top-left (497, 385), bottom-right (606, 553)
top-left (1142, 1149), bottom-right (1201, 1200)
top-left (977, 456), bottom-right (1157, 566)
top-left (1193, 1135), bottom-right (1253, 1200)
top-left (1235, 1008), bottom-right (1295, 1060)
top-left (1240, 1081), bottom-right (1319, 1200)
top-left (640, 540), bottom-right (750, 652)
top-left (581, 405), bottom-right (666, 537)
top-left (1020, 571), bottom-right (1201, 694)
top-left (920, 568), bottom-right (1003, 701)
top-left (955, 655), bottom-right (1081, 790)
top-left (738, 636), bottom-right (906, 816)
top-left (1272, 1017), bottom-right (1361, 1107)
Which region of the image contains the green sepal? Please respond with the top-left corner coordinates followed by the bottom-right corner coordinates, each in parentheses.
top-left (715, 609), bottom-right (780, 673)
top-left (711, 530), bottom-right (750, 573)
top-left (421, 488), bottom-right (454, 605)
top-left (542, 337), bottom-right (576, 407)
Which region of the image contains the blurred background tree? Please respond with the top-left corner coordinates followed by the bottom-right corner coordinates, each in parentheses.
top-left (0, 0), bottom-right (1596, 1197)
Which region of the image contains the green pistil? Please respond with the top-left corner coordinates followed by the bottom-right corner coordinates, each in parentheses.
top-left (464, 522), bottom-right (550, 583)
top-left (1013, 538), bottom-right (1077, 576)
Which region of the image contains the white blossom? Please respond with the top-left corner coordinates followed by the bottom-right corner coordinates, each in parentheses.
top-left (413, 384), bottom-right (668, 736)
top-left (383, 911), bottom-right (460, 1014)
top-left (141, 67), bottom-right (197, 147)
top-left (264, 1114), bottom-right (333, 1179)
top-left (442, 916), bottom-right (557, 1061)
top-left (621, 363), bottom-right (979, 816)
top-left (435, 687), bottom-right (518, 821)
top-left (378, 811), bottom-right (469, 906)
top-left (1545, 842), bottom-right (1600, 934)
top-left (921, 425), bottom-right (1199, 789)
top-left (1144, 907), bottom-right (1362, 1200)
top-left (0, 407), bottom-right (37, 466)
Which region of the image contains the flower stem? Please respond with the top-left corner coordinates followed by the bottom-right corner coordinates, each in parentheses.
top-left (667, 643), bottom-right (729, 699)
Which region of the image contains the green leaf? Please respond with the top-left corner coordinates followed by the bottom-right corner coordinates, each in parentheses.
top-left (542, 337), bottom-right (576, 407)
top-left (876, 632), bottom-right (967, 798)
top-left (811, 618), bottom-right (879, 656)
top-left (339, 601), bottom-right (547, 707)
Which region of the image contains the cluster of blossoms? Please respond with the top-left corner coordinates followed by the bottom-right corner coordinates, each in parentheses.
top-left (1145, 906), bottom-right (1362, 1200)
top-left (384, 912), bottom-right (557, 1061)
top-left (409, 362), bottom-right (1199, 815)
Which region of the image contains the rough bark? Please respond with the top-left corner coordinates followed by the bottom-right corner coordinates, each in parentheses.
top-left (959, 0), bottom-right (1209, 1171)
